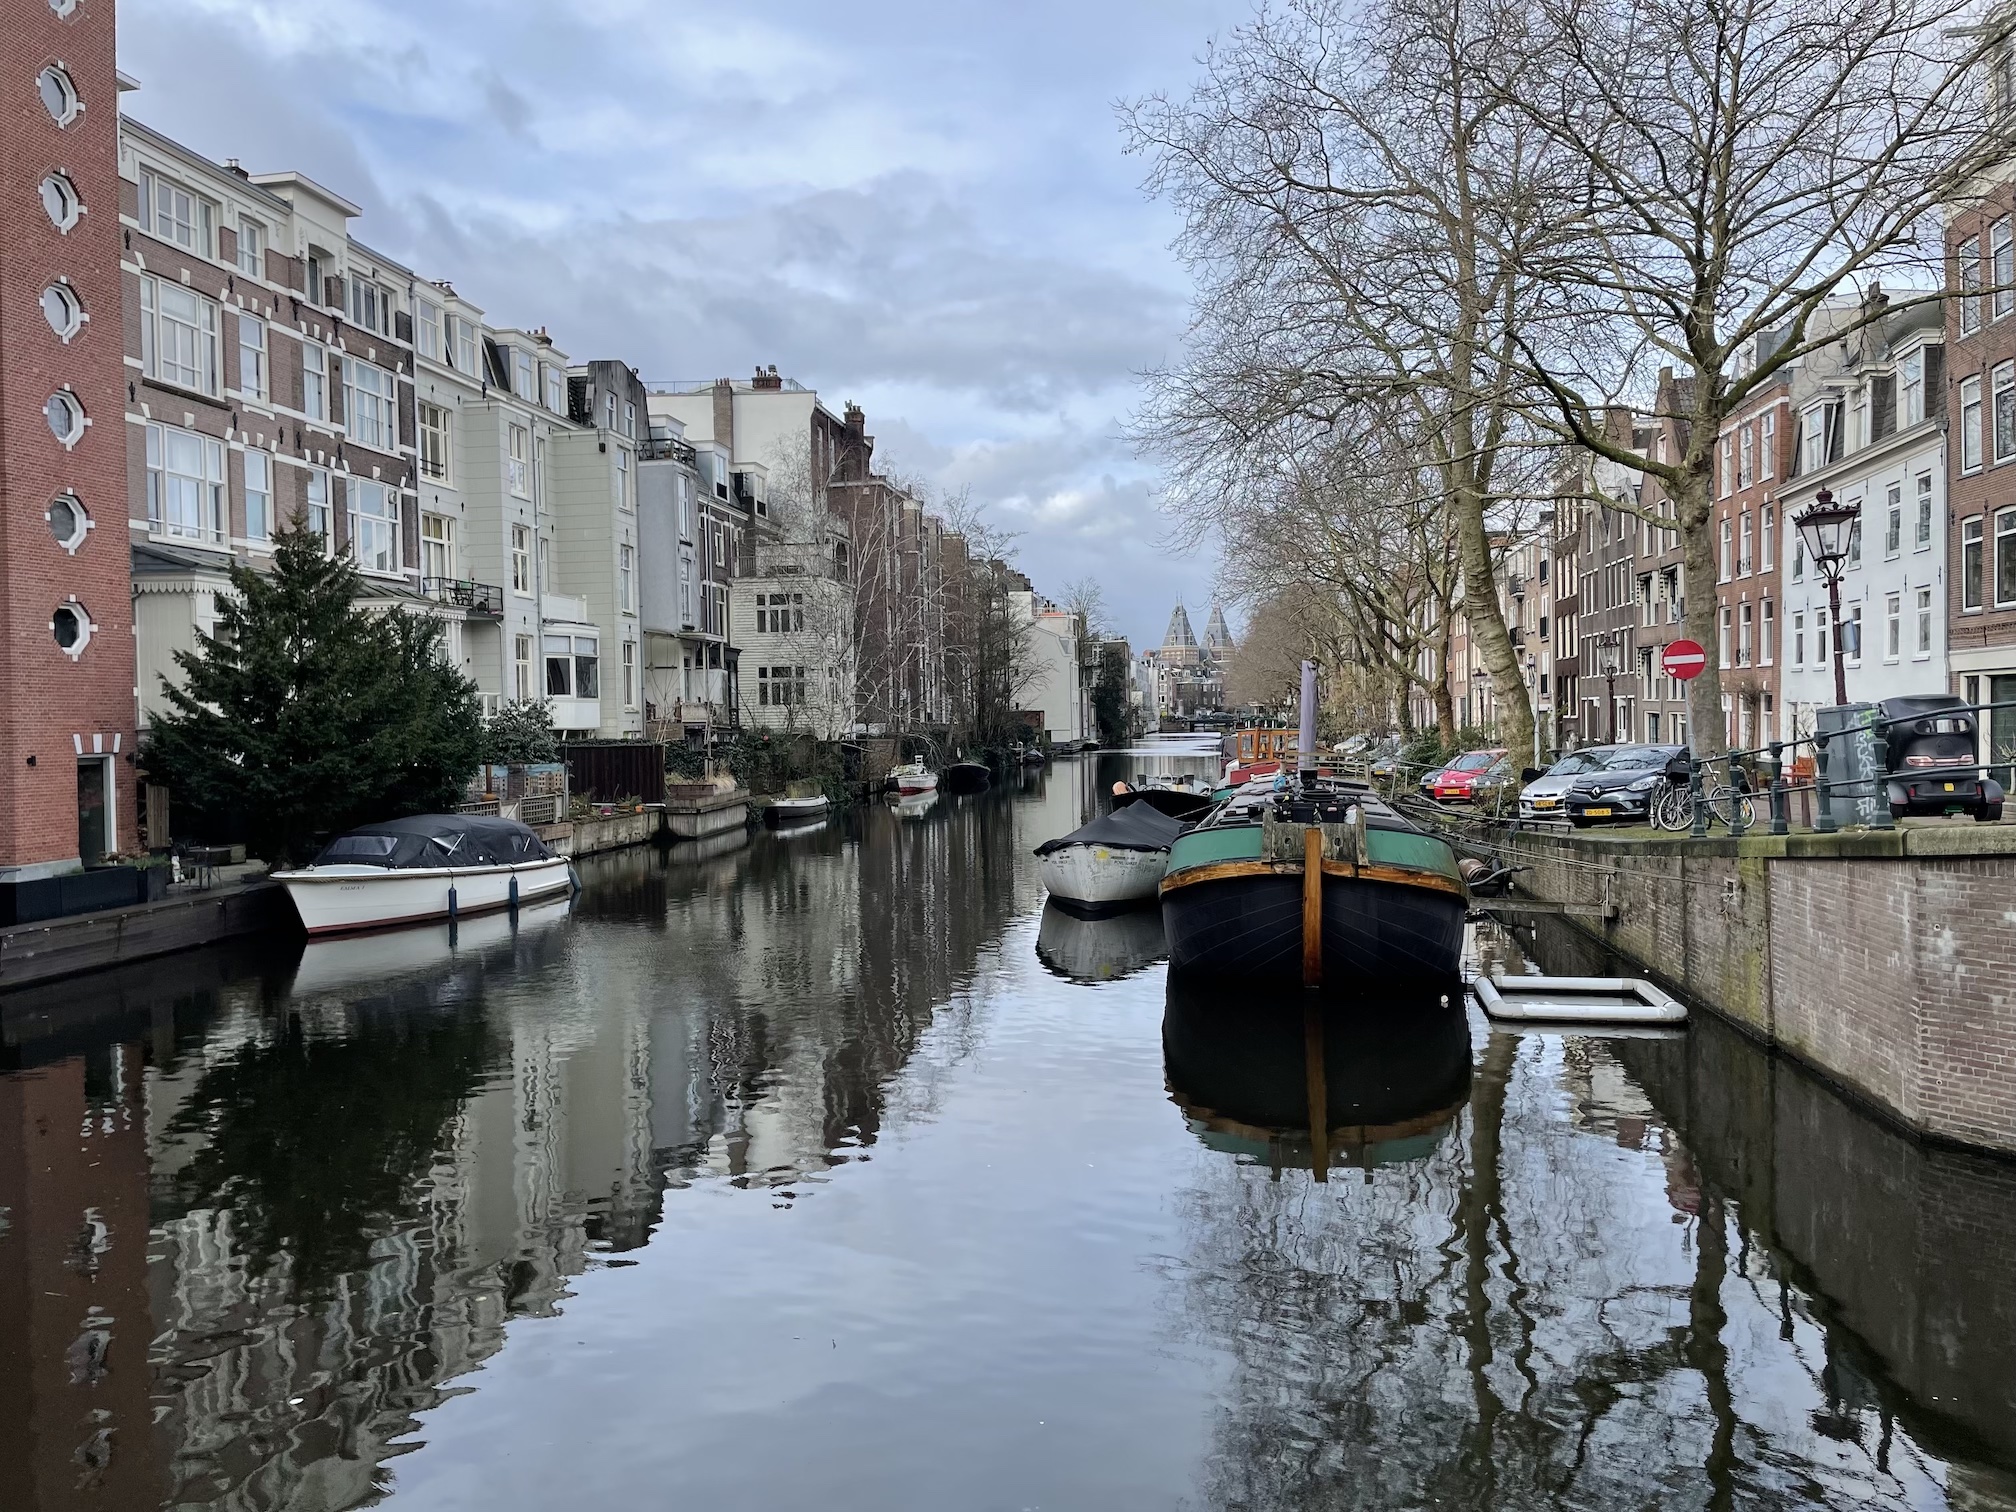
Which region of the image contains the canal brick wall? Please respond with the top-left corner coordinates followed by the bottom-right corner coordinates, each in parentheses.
top-left (1476, 824), bottom-right (2016, 1156)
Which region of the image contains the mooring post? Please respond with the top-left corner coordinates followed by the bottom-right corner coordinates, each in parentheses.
top-left (1302, 825), bottom-right (1323, 990)
top-left (1689, 756), bottom-right (1710, 840)
top-left (1814, 732), bottom-right (1838, 834)
top-left (1767, 742), bottom-right (1788, 836)
top-left (1729, 757), bottom-right (1750, 838)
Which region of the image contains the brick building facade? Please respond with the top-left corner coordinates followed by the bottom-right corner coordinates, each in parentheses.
top-left (1712, 362), bottom-right (1793, 748)
top-left (1, 0), bottom-right (138, 877)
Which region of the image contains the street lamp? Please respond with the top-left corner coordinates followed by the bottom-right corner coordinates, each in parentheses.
top-left (1470, 668), bottom-right (1489, 729)
top-left (1795, 487), bottom-right (1859, 707)
top-left (1597, 631), bottom-right (1622, 744)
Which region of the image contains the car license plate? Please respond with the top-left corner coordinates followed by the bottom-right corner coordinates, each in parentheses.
top-left (1585, 806), bottom-right (1613, 817)
top-left (1945, 782), bottom-right (1956, 792)
top-left (1534, 798), bottom-right (1557, 809)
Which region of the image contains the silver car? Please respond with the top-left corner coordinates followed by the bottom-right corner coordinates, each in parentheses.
top-left (1518, 746), bottom-right (1628, 819)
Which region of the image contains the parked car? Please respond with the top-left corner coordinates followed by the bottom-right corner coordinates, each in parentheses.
top-left (1427, 749), bottom-right (1511, 804)
top-left (1518, 745), bottom-right (1627, 819)
top-left (1563, 745), bottom-right (1686, 826)
top-left (1878, 694), bottom-right (2006, 821)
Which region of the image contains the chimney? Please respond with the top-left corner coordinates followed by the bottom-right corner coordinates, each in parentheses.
top-left (712, 377), bottom-right (735, 455)
top-left (751, 365), bottom-right (784, 392)
top-left (844, 402), bottom-right (865, 434)
top-left (223, 158), bottom-right (250, 180)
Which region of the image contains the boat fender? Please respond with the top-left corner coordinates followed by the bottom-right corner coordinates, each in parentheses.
top-left (447, 883), bottom-right (459, 923)
top-left (508, 875), bottom-right (520, 911)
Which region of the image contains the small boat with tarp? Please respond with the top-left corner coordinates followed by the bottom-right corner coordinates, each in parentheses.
top-left (273, 814), bottom-right (572, 936)
top-left (1036, 797), bottom-right (1192, 914)
top-left (943, 760), bottom-right (992, 794)
top-left (1159, 662), bottom-right (1467, 988)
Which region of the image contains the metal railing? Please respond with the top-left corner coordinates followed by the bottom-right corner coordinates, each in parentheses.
top-left (422, 576), bottom-right (503, 614)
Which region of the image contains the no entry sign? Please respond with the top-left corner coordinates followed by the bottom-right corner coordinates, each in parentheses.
top-left (1662, 639), bottom-right (1708, 681)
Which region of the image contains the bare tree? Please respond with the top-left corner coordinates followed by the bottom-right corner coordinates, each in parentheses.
top-left (1124, 0), bottom-right (1578, 765)
top-left (1488, 0), bottom-right (2012, 752)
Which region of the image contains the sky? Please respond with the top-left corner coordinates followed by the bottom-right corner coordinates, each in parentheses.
top-left (117, 0), bottom-right (1255, 653)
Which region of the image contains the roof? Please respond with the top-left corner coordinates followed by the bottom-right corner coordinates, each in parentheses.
top-left (1163, 603), bottom-right (1198, 651)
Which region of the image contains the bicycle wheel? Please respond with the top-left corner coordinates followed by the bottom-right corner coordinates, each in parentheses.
top-left (1650, 785), bottom-right (1690, 831)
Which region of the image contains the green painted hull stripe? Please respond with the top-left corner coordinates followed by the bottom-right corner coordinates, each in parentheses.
top-left (1166, 824), bottom-right (1460, 882)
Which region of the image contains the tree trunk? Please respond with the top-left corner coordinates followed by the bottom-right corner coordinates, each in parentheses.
top-left (1452, 478), bottom-right (1535, 760)
top-left (1433, 630), bottom-right (1458, 746)
top-left (1675, 461), bottom-right (1728, 759)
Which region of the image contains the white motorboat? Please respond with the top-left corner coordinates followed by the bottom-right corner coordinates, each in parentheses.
top-left (1034, 798), bottom-right (1193, 915)
top-left (764, 794), bottom-right (831, 825)
top-left (892, 761), bottom-right (939, 795)
top-left (273, 815), bottom-right (573, 936)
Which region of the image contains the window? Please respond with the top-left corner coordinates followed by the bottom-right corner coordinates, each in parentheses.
top-left (1817, 607), bottom-right (1831, 668)
top-left (237, 313), bottom-right (267, 402)
top-left (1885, 484), bottom-right (1902, 557)
top-left (302, 340), bottom-right (327, 421)
top-left (616, 445), bottom-right (632, 510)
top-left (1997, 362), bottom-right (2016, 462)
top-left (1761, 410), bottom-right (1777, 478)
top-left (236, 216), bottom-right (265, 277)
top-left (452, 316), bottom-right (478, 377)
top-left (624, 401), bottom-right (636, 439)
top-left (604, 392), bottom-right (617, 431)
top-left (1793, 611), bottom-right (1806, 668)
top-left (1998, 508), bottom-right (2016, 607)
top-left (1719, 518), bottom-right (1733, 580)
top-left (757, 665), bottom-right (809, 707)
top-left (1901, 352), bottom-right (1924, 426)
top-left (347, 275), bottom-right (394, 337)
top-left (45, 390), bottom-right (84, 446)
top-left (619, 544), bottom-right (634, 611)
top-left (1719, 605), bottom-right (1732, 666)
top-left (1916, 474), bottom-right (1933, 549)
top-left (348, 480), bottom-right (400, 573)
top-left (1739, 602), bottom-right (1754, 666)
top-left (679, 546), bottom-right (695, 624)
top-left (1965, 375), bottom-right (1987, 474)
top-left (306, 247), bottom-right (330, 304)
top-left (37, 64), bottom-right (80, 126)
top-left (544, 636), bottom-right (599, 699)
top-left (138, 169), bottom-right (211, 253)
top-left (1916, 587), bottom-right (1934, 656)
top-left (1761, 504), bottom-right (1775, 573)
top-left (139, 276), bottom-right (219, 394)
top-left (1961, 236), bottom-right (1984, 333)
top-left (511, 524), bottom-right (532, 595)
top-left (515, 636), bottom-right (534, 701)
top-left (622, 642), bottom-right (637, 708)
top-left (144, 422), bottom-right (225, 542)
top-left (344, 359), bottom-right (396, 451)
top-left (304, 467), bottom-right (332, 542)
top-left (1719, 437), bottom-right (1733, 497)
top-left (1738, 512), bottom-right (1753, 575)
top-left (1885, 592), bottom-right (1902, 660)
top-left (1995, 219), bottom-right (2015, 320)
top-left (1964, 518), bottom-right (1985, 610)
top-left (419, 402), bottom-right (452, 482)
top-left (1847, 510), bottom-right (1862, 569)
top-left (421, 513), bottom-right (454, 578)
top-left (1761, 600), bottom-right (1774, 665)
top-left (507, 425), bottom-right (530, 497)
top-left (1793, 536), bottom-right (1806, 582)
top-left (243, 449), bottom-right (271, 541)
top-left (1738, 425), bottom-right (1754, 488)
top-left (416, 300), bottom-right (442, 361)
top-left (40, 172), bottom-right (80, 231)
top-left (40, 282), bottom-right (83, 340)
top-left (1846, 604), bottom-right (1863, 664)
top-left (545, 367), bottom-right (565, 414)
top-left (1803, 404), bottom-right (1829, 473)
top-left (514, 349), bottom-right (536, 403)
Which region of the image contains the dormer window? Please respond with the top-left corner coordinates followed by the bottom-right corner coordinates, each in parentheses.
top-left (139, 169), bottom-right (213, 255)
top-left (546, 367), bottom-right (565, 414)
top-left (1901, 350), bottom-right (1924, 425)
top-left (1996, 44), bottom-right (2016, 119)
top-left (514, 349), bottom-right (536, 403)
top-left (347, 274), bottom-right (394, 337)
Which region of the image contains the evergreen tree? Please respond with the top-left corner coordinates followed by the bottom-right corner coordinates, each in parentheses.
top-left (144, 525), bottom-right (484, 863)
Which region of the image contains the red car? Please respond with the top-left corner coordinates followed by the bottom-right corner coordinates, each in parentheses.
top-left (1429, 748), bottom-right (1510, 804)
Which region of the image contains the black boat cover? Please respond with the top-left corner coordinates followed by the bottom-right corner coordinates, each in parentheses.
top-left (1034, 802), bottom-right (1188, 856)
top-left (311, 814), bottom-right (556, 869)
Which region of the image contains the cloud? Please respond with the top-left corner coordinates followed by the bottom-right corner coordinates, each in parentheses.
top-left (117, 0), bottom-right (1252, 648)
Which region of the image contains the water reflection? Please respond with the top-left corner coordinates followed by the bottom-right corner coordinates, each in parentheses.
top-left (1035, 901), bottom-right (1166, 983)
top-left (0, 775), bottom-right (2012, 1511)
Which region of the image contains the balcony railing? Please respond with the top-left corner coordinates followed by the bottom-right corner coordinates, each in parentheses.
top-left (640, 435), bottom-right (697, 465)
top-left (422, 577), bottom-right (503, 615)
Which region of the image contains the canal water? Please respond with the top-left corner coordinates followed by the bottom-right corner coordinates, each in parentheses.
top-left (3, 747), bottom-right (2014, 1510)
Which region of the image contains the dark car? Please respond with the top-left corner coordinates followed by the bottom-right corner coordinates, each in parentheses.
top-left (1878, 695), bottom-right (2005, 821)
top-left (1563, 744), bottom-right (1686, 826)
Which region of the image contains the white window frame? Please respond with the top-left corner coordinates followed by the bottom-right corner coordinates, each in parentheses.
top-left (545, 366), bottom-right (565, 414)
top-left (1964, 518), bottom-right (1985, 611)
top-left (344, 358), bottom-right (397, 452)
top-left (1916, 587), bottom-right (1934, 657)
top-left (1792, 611), bottom-right (1806, 668)
top-left (243, 448), bottom-right (272, 542)
top-left (507, 425), bottom-right (530, 498)
top-left (347, 274), bottom-right (395, 337)
top-left (1761, 410), bottom-right (1776, 479)
top-left (514, 349), bottom-right (537, 403)
top-left (616, 445), bottom-right (632, 510)
top-left (1995, 218), bottom-right (2015, 320)
top-left (622, 641), bottom-right (637, 709)
top-left (511, 524), bottom-right (533, 595)
top-left (307, 467), bottom-right (332, 543)
top-left (236, 216), bottom-right (265, 277)
top-left (1884, 591), bottom-right (1902, 661)
top-left (145, 421), bottom-right (226, 544)
top-left (418, 401), bottom-right (452, 483)
top-left (416, 300), bottom-right (443, 361)
top-left (452, 316), bottom-right (479, 377)
top-left (1962, 235), bottom-right (1984, 334)
top-left (237, 312), bottom-right (267, 403)
top-left (1997, 507), bottom-right (2016, 608)
top-left (138, 168), bottom-right (214, 256)
top-left (1761, 599), bottom-right (1774, 666)
top-left (1901, 351), bottom-right (1924, 426)
top-left (302, 339), bottom-right (327, 422)
top-left (421, 511), bottom-right (455, 578)
top-left (619, 543), bottom-right (634, 612)
top-left (1885, 484), bottom-right (1902, 559)
top-left (1996, 361), bottom-right (2016, 464)
top-left (139, 275), bottom-right (219, 396)
top-left (349, 480), bottom-right (401, 575)
top-left (515, 635), bottom-right (534, 701)
top-left (1962, 376), bottom-right (1984, 473)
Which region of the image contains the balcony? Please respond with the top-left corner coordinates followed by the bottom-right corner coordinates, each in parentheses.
top-left (543, 592), bottom-right (589, 624)
top-left (422, 577), bottom-right (503, 616)
top-left (641, 435), bottom-right (697, 466)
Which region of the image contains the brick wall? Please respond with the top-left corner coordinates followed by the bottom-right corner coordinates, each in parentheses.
top-left (1485, 827), bottom-right (2016, 1153)
top-left (0, 0), bottom-right (138, 873)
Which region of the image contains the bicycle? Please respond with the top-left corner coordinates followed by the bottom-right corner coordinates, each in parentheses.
top-left (1650, 771), bottom-right (1756, 832)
